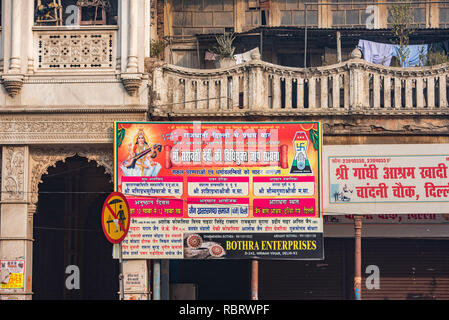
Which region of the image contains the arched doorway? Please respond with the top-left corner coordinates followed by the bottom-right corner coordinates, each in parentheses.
top-left (32, 155), bottom-right (118, 300)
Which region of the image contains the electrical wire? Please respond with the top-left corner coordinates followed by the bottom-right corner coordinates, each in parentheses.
top-left (33, 226), bottom-right (102, 233)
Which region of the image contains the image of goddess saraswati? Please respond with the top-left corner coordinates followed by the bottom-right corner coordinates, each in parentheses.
top-left (120, 128), bottom-right (162, 176)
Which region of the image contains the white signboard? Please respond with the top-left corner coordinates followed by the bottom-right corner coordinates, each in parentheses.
top-left (324, 144), bottom-right (449, 214)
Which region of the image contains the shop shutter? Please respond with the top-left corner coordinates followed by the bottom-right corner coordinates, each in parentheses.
top-left (362, 239), bottom-right (449, 300)
top-left (259, 238), bottom-right (349, 300)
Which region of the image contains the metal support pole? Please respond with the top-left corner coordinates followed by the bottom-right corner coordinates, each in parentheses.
top-left (304, 4), bottom-right (308, 68)
top-left (161, 260), bottom-right (170, 300)
top-left (153, 259), bottom-right (161, 300)
top-left (147, 260), bottom-right (152, 300)
top-left (337, 31), bottom-right (342, 63)
top-left (119, 242), bottom-right (124, 300)
top-left (354, 215), bottom-right (363, 300)
top-left (251, 259), bottom-right (259, 300)
top-left (196, 39), bottom-right (201, 68)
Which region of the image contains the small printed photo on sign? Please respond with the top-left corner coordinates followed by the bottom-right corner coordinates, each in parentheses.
top-left (184, 233), bottom-right (227, 259)
top-left (330, 183), bottom-right (355, 203)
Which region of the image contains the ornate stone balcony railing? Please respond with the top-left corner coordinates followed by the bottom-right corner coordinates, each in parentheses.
top-left (0, 28), bottom-right (3, 70)
top-left (33, 26), bottom-right (117, 73)
top-left (151, 54), bottom-right (449, 118)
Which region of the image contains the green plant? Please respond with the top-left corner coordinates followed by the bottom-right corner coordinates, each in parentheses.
top-left (212, 32), bottom-right (236, 59)
top-left (418, 46), bottom-right (427, 66)
top-left (425, 51), bottom-right (449, 66)
top-left (388, 0), bottom-right (415, 67)
top-left (320, 55), bottom-right (329, 66)
top-left (150, 39), bottom-right (166, 59)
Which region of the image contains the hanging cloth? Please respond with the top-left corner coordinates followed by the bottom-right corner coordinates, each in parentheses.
top-left (357, 40), bottom-right (394, 66)
top-left (233, 47), bottom-right (260, 65)
top-left (392, 44), bottom-right (428, 67)
top-left (205, 51), bottom-right (217, 61)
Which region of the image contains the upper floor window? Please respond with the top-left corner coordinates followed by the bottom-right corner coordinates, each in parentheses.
top-left (331, 0), bottom-right (375, 27)
top-left (386, 0), bottom-right (427, 29)
top-left (171, 0), bottom-right (234, 37)
top-left (279, 0), bottom-right (318, 27)
top-left (245, 0), bottom-right (270, 27)
top-left (439, 2), bottom-right (449, 28)
top-left (34, 0), bottom-right (118, 26)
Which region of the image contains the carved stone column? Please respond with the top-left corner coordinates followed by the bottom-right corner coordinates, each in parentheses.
top-left (248, 53), bottom-right (263, 110)
top-left (25, 0), bottom-right (35, 74)
top-left (127, 0), bottom-right (138, 73)
top-left (0, 146), bottom-right (32, 300)
top-left (2, 0), bottom-right (25, 96)
top-left (9, 0), bottom-right (22, 73)
top-left (121, 0), bottom-right (143, 96)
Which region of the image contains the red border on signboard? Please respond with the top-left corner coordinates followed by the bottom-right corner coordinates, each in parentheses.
top-left (101, 192), bottom-right (131, 244)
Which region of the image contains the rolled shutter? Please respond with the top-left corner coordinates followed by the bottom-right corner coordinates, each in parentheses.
top-left (259, 238), bottom-right (348, 299)
top-left (362, 239), bottom-right (449, 300)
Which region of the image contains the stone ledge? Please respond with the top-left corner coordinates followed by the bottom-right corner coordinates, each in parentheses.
top-left (152, 108), bottom-right (449, 118)
top-left (2, 74), bottom-right (25, 97)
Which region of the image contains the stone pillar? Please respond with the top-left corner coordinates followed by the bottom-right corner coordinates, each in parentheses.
top-left (354, 215), bottom-right (363, 300)
top-left (0, 1), bottom-right (5, 72)
top-left (9, 0), bottom-right (22, 73)
top-left (127, 0), bottom-right (139, 73)
top-left (116, 0), bottom-right (124, 72)
top-left (2, 0), bottom-right (25, 97)
top-left (0, 146), bottom-right (33, 300)
top-left (248, 60), bottom-right (264, 110)
top-left (25, 0), bottom-right (34, 74)
top-left (234, 0), bottom-right (246, 33)
top-left (120, 0), bottom-right (144, 97)
top-left (269, 0), bottom-right (280, 26)
top-left (377, 0), bottom-right (388, 28)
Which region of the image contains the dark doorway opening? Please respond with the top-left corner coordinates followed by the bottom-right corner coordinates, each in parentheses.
top-left (33, 155), bottom-right (118, 300)
top-left (170, 260), bottom-right (251, 300)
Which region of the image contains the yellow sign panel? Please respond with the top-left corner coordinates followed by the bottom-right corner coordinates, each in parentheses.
top-left (101, 192), bottom-right (131, 244)
top-left (0, 260), bottom-right (25, 289)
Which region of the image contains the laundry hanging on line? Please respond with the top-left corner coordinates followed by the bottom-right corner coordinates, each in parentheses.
top-left (358, 39), bottom-right (434, 67)
top-left (357, 39), bottom-right (394, 66)
top-left (204, 51), bottom-right (218, 61)
top-left (392, 44), bottom-right (428, 68)
top-left (233, 47), bottom-right (260, 65)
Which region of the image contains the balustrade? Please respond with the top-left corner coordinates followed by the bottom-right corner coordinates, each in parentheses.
top-left (152, 57), bottom-right (449, 116)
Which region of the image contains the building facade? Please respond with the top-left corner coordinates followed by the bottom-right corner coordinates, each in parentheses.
top-left (0, 0), bottom-right (448, 300)
top-left (0, 0), bottom-right (151, 300)
top-left (152, 0), bottom-right (449, 300)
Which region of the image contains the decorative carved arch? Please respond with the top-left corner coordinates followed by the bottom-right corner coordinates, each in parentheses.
top-left (29, 146), bottom-right (113, 206)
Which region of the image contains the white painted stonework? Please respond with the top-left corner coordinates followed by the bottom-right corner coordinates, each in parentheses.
top-left (0, 0), bottom-right (151, 300)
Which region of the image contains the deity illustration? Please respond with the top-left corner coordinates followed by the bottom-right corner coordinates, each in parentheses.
top-left (120, 128), bottom-right (162, 176)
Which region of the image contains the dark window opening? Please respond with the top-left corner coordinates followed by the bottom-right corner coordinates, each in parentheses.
top-left (261, 10), bottom-right (268, 25)
top-left (35, 0), bottom-right (118, 26)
